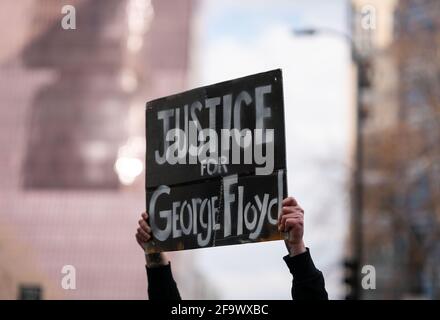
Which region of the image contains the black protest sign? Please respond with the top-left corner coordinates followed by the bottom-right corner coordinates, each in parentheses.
top-left (145, 69), bottom-right (287, 253)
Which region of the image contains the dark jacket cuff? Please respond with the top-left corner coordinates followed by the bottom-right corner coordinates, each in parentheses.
top-left (283, 248), bottom-right (318, 279)
top-left (146, 262), bottom-right (181, 300)
top-left (146, 262), bottom-right (174, 284)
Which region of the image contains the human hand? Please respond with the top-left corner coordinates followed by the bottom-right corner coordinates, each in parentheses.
top-left (278, 197), bottom-right (306, 257)
top-left (136, 212), bottom-right (169, 267)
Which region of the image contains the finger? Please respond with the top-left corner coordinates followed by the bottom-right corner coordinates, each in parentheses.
top-left (142, 212), bottom-right (149, 220)
top-left (282, 217), bottom-right (303, 231)
top-left (279, 206), bottom-right (302, 219)
top-left (281, 206), bottom-right (302, 214)
top-left (278, 212), bottom-right (302, 227)
top-left (280, 215), bottom-right (303, 226)
top-left (280, 219), bottom-right (301, 232)
top-left (279, 215), bottom-right (303, 230)
top-left (137, 227), bottom-right (151, 242)
top-left (136, 233), bottom-right (148, 246)
top-left (136, 233), bottom-right (142, 246)
top-left (282, 205), bottom-right (304, 213)
top-left (285, 219), bottom-right (303, 232)
top-left (279, 212), bottom-right (304, 225)
top-left (280, 210), bottom-right (304, 226)
top-left (139, 219), bottom-right (152, 234)
top-left (286, 216), bottom-right (304, 225)
top-left (138, 232), bottom-right (150, 243)
top-left (282, 197), bottom-right (298, 206)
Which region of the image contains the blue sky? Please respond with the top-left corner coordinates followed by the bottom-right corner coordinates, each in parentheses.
top-left (185, 0), bottom-right (351, 299)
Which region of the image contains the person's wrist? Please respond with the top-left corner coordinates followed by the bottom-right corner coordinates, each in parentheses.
top-left (287, 240), bottom-right (306, 257)
top-left (145, 252), bottom-right (168, 268)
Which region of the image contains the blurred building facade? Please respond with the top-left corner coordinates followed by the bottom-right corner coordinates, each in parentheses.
top-left (351, 0), bottom-right (440, 299)
top-left (0, 0), bottom-right (216, 299)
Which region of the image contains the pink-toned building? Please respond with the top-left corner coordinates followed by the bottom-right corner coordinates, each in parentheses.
top-left (0, 0), bottom-right (215, 299)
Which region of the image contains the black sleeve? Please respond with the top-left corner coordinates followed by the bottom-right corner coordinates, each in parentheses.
top-left (146, 263), bottom-right (182, 300)
top-left (283, 248), bottom-right (328, 300)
